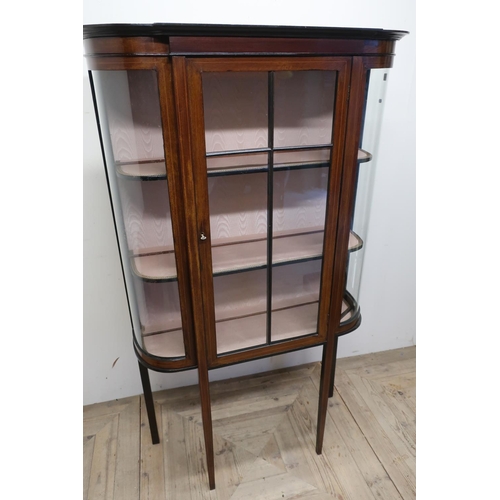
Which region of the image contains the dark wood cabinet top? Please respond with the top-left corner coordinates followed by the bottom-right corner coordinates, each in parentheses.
top-left (83, 23), bottom-right (408, 41)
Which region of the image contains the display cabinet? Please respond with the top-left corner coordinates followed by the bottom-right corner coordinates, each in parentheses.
top-left (84, 23), bottom-right (407, 490)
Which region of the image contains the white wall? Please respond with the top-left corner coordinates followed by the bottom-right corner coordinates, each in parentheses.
top-left (83, 0), bottom-right (416, 405)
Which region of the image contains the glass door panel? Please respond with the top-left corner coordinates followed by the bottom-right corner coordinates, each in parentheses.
top-left (274, 70), bottom-right (336, 148)
top-left (207, 166), bottom-right (268, 352)
top-left (208, 173), bottom-right (268, 275)
top-left (91, 69), bottom-right (185, 359)
top-left (203, 71), bottom-right (269, 175)
top-left (271, 260), bottom-right (322, 341)
top-left (270, 70), bottom-right (335, 342)
top-left (271, 167), bottom-right (329, 341)
top-left (201, 66), bottom-right (339, 355)
top-left (214, 270), bottom-right (267, 354)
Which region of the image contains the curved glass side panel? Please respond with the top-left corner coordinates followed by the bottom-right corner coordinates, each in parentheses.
top-left (91, 70), bottom-right (185, 359)
top-left (341, 69), bottom-right (389, 325)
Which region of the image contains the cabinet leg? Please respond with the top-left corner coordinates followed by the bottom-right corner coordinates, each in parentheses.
top-left (316, 337), bottom-right (338, 454)
top-left (328, 336), bottom-right (339, 398)
top-left (198, 367), bottom-right (216, 490)
top-left (138, 362), bottom-right (160, 445)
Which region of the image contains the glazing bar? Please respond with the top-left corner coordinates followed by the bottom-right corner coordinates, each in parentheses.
top-left (266, 72), bottom-right (275, 346)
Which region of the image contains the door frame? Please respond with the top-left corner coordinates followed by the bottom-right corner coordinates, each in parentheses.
top-left (176, 56), bottom-right (352, 368)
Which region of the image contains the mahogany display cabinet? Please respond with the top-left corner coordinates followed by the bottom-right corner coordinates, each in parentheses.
top-left (83, 23), bottom-right (407, 490)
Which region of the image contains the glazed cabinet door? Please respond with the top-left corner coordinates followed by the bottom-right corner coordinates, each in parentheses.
top-left (88, 57), bottom-right (196, 369)
top-left (181, 57), bottom-right (352, 367)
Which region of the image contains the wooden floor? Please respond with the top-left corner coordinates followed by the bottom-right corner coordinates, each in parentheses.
top-left (83, 346), bottom-right (416, 500)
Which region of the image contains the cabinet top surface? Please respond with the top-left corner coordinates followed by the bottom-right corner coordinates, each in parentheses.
top-left (82, 23), bottom-right (408, 41)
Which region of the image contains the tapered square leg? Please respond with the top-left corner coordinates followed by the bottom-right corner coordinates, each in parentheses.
top-left (328, 336), bottom-right (339, 397)
top-left (316, 337), bottom-right (339, 454)
top-left (138, 362), bottom-right (160, 444)
top-left (198, 366), bottom-right (215, 489)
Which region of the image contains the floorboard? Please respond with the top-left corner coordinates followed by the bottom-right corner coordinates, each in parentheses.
top-left (83, 346), bottom-right (416, 499)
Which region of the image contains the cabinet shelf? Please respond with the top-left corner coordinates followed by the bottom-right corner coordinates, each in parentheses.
top-left (115, 159), bottom-right (166, 180)
top-left (115, 149), bottom-right (371, 181)
top-left (348, 230), bottom-right (363, 252)
top-left (358, 149), bottom-right (372, 163)
top-left (207, 161), bottom-right (332, 177)
top-left (131, 247), bottom-right (177, 282)
top-left (207, 145), bottom-right (332, 177)
top-left (130, 229), bottom-right (363, 282)
top-left (340, 291), bottom-right (357, 324)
